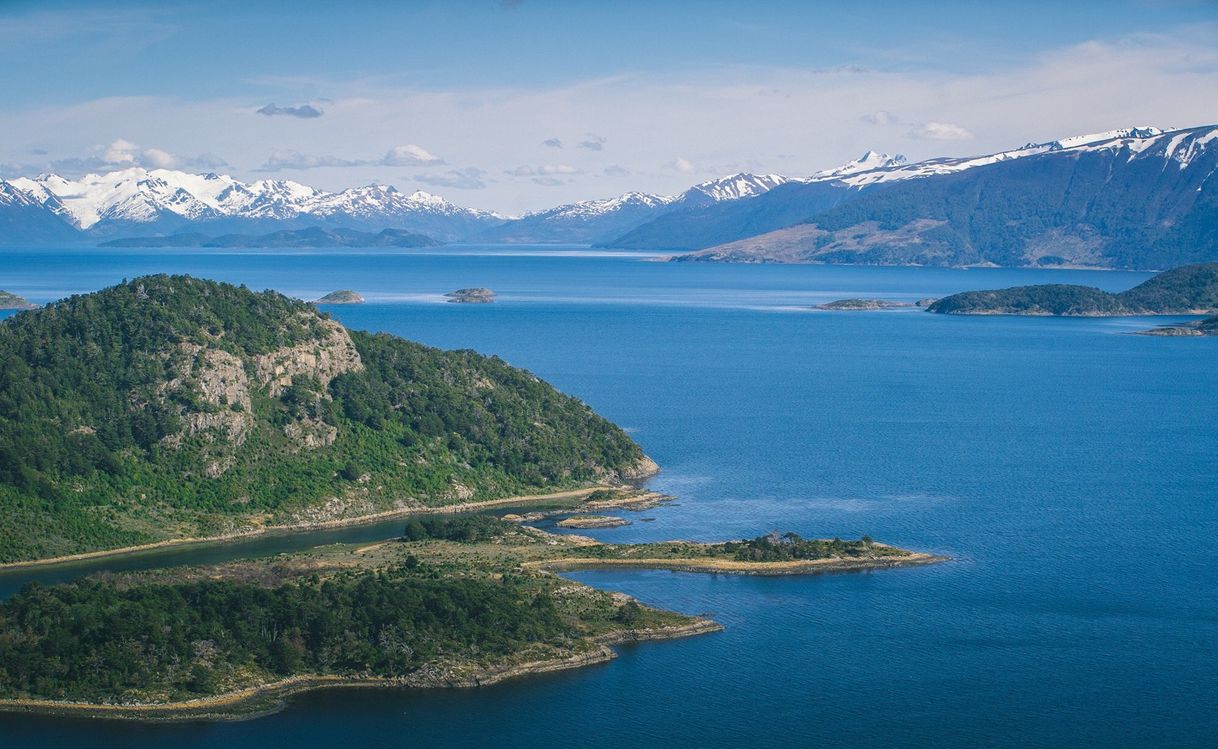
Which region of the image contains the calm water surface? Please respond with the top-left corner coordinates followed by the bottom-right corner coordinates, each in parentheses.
top-left (0, 247), bottom-right (1214, 748)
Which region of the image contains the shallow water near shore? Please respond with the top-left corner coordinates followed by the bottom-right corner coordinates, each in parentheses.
top-left (1, 247), bottom-right (1215, 748)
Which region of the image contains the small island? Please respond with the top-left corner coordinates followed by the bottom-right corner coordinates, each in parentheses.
top-left (0, 516), bottom-right (941, 721)
top-left (816, 299), bottom-right (912, 311)
top-left (1137, 315), bottom-right (1218, 336)
top-left (312, 289), bottom-right (365, 305)
top-left (0, 290), bottom-right (37, 310)
top-left (446, 288), bottom-right (496, 304)
top-left (926, 262), bottom-right (1218, 316)
top-left (555, 514), bottom-right (631, 529)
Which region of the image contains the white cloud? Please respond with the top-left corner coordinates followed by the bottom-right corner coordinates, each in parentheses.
top-left (47, 138), bottom-right (224, 174)
top-left (382, 144), bottom-right (444, 166)
top-left (907, 121), bottom-right (975, 140)
top-left (671, 157), bottom-right (695, 173)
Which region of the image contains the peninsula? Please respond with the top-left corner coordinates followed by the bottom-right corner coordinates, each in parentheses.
top-left (926, 262), bottom-right (1218, 316)
top-left (0, 291), bottom-right (37, 310)
top-left (0, 275), bottom-right (651, 564)
top-left (0, 518), bottom-right (941, 721)
top-left (1137, 314), bottom-right (1218, 336)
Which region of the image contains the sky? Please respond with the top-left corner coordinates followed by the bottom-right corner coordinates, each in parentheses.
top-left (1, 0), bottom-right (1217, 214)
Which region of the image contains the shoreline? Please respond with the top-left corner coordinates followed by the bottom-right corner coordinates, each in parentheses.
top-left (0, 484), bottom-right (637, 572)
top-left (534, 551), bottom-right (947, 576)
top-left (0, 619), bottom-right (720, 722)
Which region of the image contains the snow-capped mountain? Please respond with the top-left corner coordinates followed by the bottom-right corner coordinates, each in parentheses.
top-left (670, 124), bottom-right (1218, 270)
top-left (608, 124), bottom-right (1218, 256)
top-left (811, 151), bottom-right (908, 180)
top-left (479, 175), bottom-right (796, 244)
top-left (834, 126), bottom-right (1170, 187)
top-left (676, 173), bottom-right (795, 205)
top-left (0, 168), bottom-right (503, 242)
top-left (3, 125), bottom-right (1216, 260)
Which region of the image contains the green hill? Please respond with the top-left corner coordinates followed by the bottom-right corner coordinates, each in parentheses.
top-left (927, 263), bottom-right (1218, 316)
top-left (0, 275), bottom-right (650, 563)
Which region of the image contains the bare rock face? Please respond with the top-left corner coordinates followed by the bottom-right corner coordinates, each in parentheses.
top-left (160, 344), bottom-right (254, 444)
top-left (613, 456), bottom-right (660, 481)
top-left (254, 317), bottom-right (364, 396)
top-left (157, 316), bottom-right (366, 472)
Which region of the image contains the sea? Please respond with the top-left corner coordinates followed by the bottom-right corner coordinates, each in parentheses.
top-left (0, 246), bottom-right (1214, 748)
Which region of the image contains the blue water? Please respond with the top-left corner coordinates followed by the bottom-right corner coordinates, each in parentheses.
top-left (1, 248), bottom-right (1215, 748)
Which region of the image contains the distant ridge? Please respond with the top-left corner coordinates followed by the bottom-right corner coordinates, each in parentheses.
top-left (3, 124), bottom-right (1218, 269)
top-left (101, 227), bottom-right (440, 249)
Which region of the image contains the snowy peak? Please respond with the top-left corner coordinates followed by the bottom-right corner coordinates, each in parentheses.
top-left (833, 124), bottom-right (1204, 188)
top-left (0, 169), bottom-right (496, 229)
top-left (528, 191), bottom-right (673, 221)
top-left (679, 173), bottom-right (793, 204)
top-left (813, 151), bottom-right (908, 180)
top-left (1038, 126), bottom-right (1165, 152)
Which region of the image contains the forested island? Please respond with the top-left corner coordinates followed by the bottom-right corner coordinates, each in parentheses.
top-left (100, 227), bottom-right (440, 249)
top-left (0, 275), bottom-right (652, 564)
top-left (0, 516), bottom-right (939, 720)
top-left (926, 262), bottom-right (1218, 316)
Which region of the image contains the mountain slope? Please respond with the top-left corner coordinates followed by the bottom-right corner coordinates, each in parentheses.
top-left (675, 126), bottom-right (1218, 269)
top-left (0, 276), bottom-right (650, 562)
top-left (604, 155), bottom-right (904, 251)
top-left (478, 173), bottom-right (796, 244)
top-left (926, 262), bottom-right (1218, 315)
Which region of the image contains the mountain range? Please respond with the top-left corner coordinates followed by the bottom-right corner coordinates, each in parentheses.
top-left (3, 125), bottom-right (1216, 269)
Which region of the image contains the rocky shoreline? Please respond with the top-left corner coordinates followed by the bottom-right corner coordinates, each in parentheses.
top-left (536, 550), bottom-right (947, 576)
top-left (0, 619), bottom-right (720, 722)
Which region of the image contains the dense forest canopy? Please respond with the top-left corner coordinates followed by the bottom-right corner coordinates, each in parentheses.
top-left (0, 275), bottom-right (645, 562)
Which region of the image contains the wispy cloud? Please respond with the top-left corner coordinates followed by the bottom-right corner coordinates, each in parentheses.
top-left (256, 103), bottom-right (324, 119)
top-left (256, 144), bottom-right (445, 171)
top-left (542, 138), bottom-right (563, 148)
top-left (861, 110), bottom-right (899, 125)
top-left (578, 133), bottom-right (607, 151)
top-left (414, 167), bottom-right (487, 189)
top-left (256, 149), bottom-right (360, 170)
top-left (669, 157), bottom-right (695, 173)
top-left (907, 121), bottom-right (975, 140)
top-left (505, 164), bottom-right (579, 177)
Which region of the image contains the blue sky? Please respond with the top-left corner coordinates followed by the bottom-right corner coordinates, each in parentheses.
top-left (2, 0), bottom-right (1217, 212)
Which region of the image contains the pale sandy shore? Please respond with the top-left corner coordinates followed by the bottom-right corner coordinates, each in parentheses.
top-left (0, 486), bottom-right (621, 572)
top-left (0, 619), bottom-right (721, 722)
top-left (533, 550), bottom-right (947, 576)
